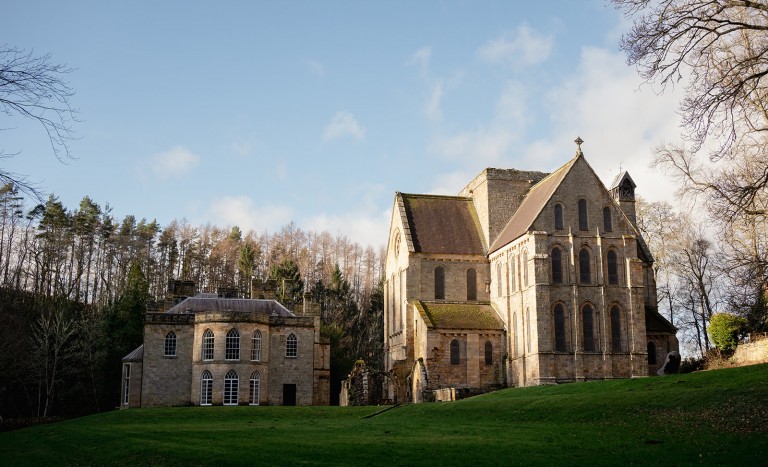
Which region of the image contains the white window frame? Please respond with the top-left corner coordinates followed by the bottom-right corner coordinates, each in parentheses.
top-left (225, 329), bottom-right (240, 361)
top-left (251, 330), bottom-right (262, 362)
top-left (164, 331), bottom-right (177, 357)
top-left (200, 371), bottom-right (213, 406)
top-left (286, 333), bottom-right (298, 358)
top-left (202, 329), bottom-right (214, 361)
top-left (249, 371), bottom-right (261, 406)
top-left (122, 364), bottom-right (131, 405)
top-left (224, 370), bottom-right (239, 406)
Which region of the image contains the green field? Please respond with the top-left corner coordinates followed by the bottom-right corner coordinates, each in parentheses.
top-left (2, 364), bottom-right (767, 465)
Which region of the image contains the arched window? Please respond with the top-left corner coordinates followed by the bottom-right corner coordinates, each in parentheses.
top-left (522, 251), bottom-right (529, 288)
top-left (610, 306), bottom-right (622, 352)
top-left (554, 304), bottom-right (567, 352)
top-left (603, 206), bottom-right (612, 232)
top-left (526, 307), bottom-right (532, 354)
top-left (496, 262), bottom-right (502, 297)
top-left (450, 339), bottom-right (460, 365)
top-left (484, 341), bottom-right (493, 365)
top-left (249, 371), bottom-right (261, 406)
top-left (467, 268), bottom-right (477, 301)
top-left (582, 304), bottom-right (595, 351)
top-left (200, 370), bottom-right (213, 406)
top-left (607, 250), bottom-right (619, 285)
top-left (647, 341), bottom-right (657, 365)
top-left (164, 331), bottom-right (177, 357)
top-left (578, 198), bottom-right (588, 231)
top-left (226, 329), bottom-right (240, 360)
top-left (579, 248), bottom-right (591, 284)
top-left (554, 203), bottom-right (564, 230)
top-left (251, 330), bottom-right (262, 361)
top-left (434, 266), bottom-right (445, 300)
top-left (513, 312), bottom-right (519, 357)
top-left (202, 329), bottom-right (214, 361)
top-left (510, 256), bottom-right (517, 293)
top-left (224, 370), bottom-right (239, 406)
top-left (551, 247), bottom-right (563, 284)
top-left (286, 333), bottom-right (298, 358)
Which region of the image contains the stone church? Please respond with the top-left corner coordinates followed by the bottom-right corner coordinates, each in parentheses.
top-left (121, 283), bottom-right (330, 408)
top-left (384, 141), bottom-right (678, 402)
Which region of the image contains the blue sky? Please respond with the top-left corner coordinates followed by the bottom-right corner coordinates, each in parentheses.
top-left (2, 1), bottom-right (683, 247)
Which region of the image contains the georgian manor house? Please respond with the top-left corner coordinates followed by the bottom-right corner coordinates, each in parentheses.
top-left (384, 141), bottom-right (679, 403)
top-left (121, 283), bottom-right (330, 408)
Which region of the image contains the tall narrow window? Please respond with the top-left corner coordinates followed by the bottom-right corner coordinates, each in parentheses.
top-left (554, 304), bottom-right (567, 352)
top-left (526, 307), bottom-right (532, 354)
top-left (603, 206), bottom-right (612, 232)
top-left (202, 329), bottom-right (214, 361)
top-left (164, 331), bottom-right (177, 357)
top-left (200, 370), bottom-right (213, 406)
top-left (122, 364), bottom-right (130, 405)
top-left (610, 306), bottom-right (622, 352)
top-left (226, 329), bottom-right (240, 361)
top-left (551, 247), bottom-right (563, 284)
top-left (286, 333), bottom-right (298, 358)
top-left (450, 339), bottom-right (460, 365)
top-left (251, 330), bottom-right (262, 361)
top-left (434, 266), bottom-right (445, 300)
top-left (582, 305), bottom-right (595, 351)
top-left (510, 256), bottom-right (516, 292)
top-left (249, 371), bottom-right (261, 406)
top-left (467, 268), bottom-right (477, 301)
top-left (484, 341), bottom-right (493, 365)
top-left (513, 312), bottom-right (519, 356)
top-left (607, 250), bottom-right (619, 285)
top-left (224, 370), bottom-right (239, 406)
top-left (578, 199), bottom-right (588, 231)
top-left (579, 249), bottom-right (591, 284)
top-left (554, 203), bottom-right (564, 230)
top-left (522, 251), bottom-right (529, 288)
top-left (496, 262), bottom-right (503, 297)
top-left (647, 341), bottom-right (657, 365)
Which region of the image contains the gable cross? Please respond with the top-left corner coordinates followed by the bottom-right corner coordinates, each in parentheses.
top-left (574, 136), bottom-right (584, 156)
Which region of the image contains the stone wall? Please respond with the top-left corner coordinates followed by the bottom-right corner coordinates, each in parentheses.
top-left (733, 338), bottom-right (768, 366)
top-left (141, 314), bottom-right (194, 407)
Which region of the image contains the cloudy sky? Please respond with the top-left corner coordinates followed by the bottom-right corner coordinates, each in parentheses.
top-left (2, 1), bottom-right (683, 247)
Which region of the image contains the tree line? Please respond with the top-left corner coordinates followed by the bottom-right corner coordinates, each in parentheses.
top-left (0, 188), bottom-right (385, 418)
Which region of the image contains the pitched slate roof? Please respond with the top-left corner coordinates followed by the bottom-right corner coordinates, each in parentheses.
top-left (414, 301), bottom-right (504, 330)
top-left (645, 307), bottom-right (678, 334)
top-left (165, 295), bottom-right (295, 317)
top-left (122, 344), bottom-right (144, 362)
top-left (399, 193), bottom-right (486, 255)
top-left (489, 155), bottom-right (580, 252)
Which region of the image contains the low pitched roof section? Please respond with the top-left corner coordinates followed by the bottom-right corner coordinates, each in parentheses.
top-left (414, 300), bottom-right (504, 331)
top-left (399, 193), bottom-right (486, 255)
top-left (489, 155), bottom-right (579, 253)
top-left (165, 295), bottom-right (295, 317)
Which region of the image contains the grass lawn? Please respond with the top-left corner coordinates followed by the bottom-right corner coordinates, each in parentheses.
top-left (2, 364), bottom-right (767, 465)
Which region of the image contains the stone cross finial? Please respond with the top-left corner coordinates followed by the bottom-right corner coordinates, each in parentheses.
top-left (574, 136), bottom-right (584, 156)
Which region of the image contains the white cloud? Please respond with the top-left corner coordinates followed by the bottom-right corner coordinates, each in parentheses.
top-left (425, 80), bottom-right (444, 122)
top-left (231, 141), bottom-right (252, 157)
top-left (207, 196), bottom-right (294, 234)
top-left (147, 146), bottom-right (201, 179)
top-left (524, 46), bottom-right (684, 202)
top-left (427, 81), bottom-right (528, 167)
top-left (305, 59), bottom-right (326, 77)
top-left (322, 111), bottom-right (366, 142)
top-left (303, 209), bottom-right (390, 248)
top-left (409, 46), bottom-right (432, 79)
top-left (478, 24), bottom-right (553, 68)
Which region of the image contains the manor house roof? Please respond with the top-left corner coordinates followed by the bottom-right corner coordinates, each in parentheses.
top-left (414, 301), bottom-right (504, 331)
top-left (166, 295), bottom-right (295, 317)
top-left (399, 193), bottom-right (485, 255)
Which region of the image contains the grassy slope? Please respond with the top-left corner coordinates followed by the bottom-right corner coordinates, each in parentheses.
top-left (2, 364), bottom-right (767, 465)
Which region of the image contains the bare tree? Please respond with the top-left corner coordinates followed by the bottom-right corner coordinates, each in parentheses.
top-left (615, 0), bottom-right (768, 218)
top-left (0, 45), bottom-right (78, 199)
